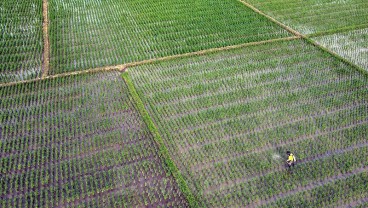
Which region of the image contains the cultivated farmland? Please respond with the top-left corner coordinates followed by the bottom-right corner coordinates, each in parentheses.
top-left (0, 0), bottom-right (43, 83)
top-left (313, 27), bottom-right (368, 71)
top-left (0, 72), bottom-right (187, 207)
top-left (48, 0), bottom-right (290, 74)
top-left (129, 39), bottom-right (368, 207)
top-left (245, 0), bottom-right (368, 34)
top-left (1, 0), bottom-right (368, 207)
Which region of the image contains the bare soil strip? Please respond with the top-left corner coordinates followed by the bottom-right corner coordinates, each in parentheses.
top-left (252, 166), bottom-right (368, 208)
top-left (0, 36), bottom-right (298, 88)
top-left (41, 0), bottom-right (50, 78)
top-left (204, 141), bottom-right (368, 195)
top-left (124, 36), bottom-right (298, 68)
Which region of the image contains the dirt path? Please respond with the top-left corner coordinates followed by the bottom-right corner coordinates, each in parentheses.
top-left (41, 0), bottom-right (50, 78)
top-left (238, 0), bottom-right (303, 38)
top-left (0, 36), bottom-right (298, 88)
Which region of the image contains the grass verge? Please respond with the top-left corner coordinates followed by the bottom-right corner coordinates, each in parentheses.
top-left (122, 72), bottom-right (199, 208)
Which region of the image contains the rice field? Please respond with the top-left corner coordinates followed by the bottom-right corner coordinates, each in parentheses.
top-left (48, 0), bottom-right (290, 74)
top-left (0, 0), bottom-right (43, 83)
top-left (245, 0), bottom-right (368, 34)
top-left (312, 27), bottom-right (368, 70)
top-left (0, 72), bottom-right (188, 207)
top-left (1, 0), bottom-right (367, 207)
top-left (129, 39), bottom-right (368, 207)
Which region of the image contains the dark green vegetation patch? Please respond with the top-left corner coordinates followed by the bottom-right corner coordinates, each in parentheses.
top-left (48, 0), bottom-right (290, 74)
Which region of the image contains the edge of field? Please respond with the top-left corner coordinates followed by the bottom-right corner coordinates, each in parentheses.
top-left (0, 36), bottom-right (299, 88)
top-left (42, 0), bottom-right (50, 78)
top-left (122, 72), bottom-right (199, 208)
top-left (239, 0), bottom-right (368, 77)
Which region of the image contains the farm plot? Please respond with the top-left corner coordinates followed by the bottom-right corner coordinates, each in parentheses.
top-left (312, 27), bottom-right (368, 71)
top-left (129, 39), bottom-right (368, 207)
top-left (48, 0), bottom-right (290, 74)
top-left (244, 0), bottom-right (368, 34)
top-left (0, 0), bottom-right (43, 83)
top-left (0, 72), bottom-right (188, 207)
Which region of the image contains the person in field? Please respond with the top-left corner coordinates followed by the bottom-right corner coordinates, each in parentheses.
top-left (286, 151), bottom-right (296, 169)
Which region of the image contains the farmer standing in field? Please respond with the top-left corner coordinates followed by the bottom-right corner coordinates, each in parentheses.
top-left (286, 151), bottom-right (296, 169)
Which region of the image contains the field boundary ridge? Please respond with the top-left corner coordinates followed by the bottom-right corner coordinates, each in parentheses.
top-left (0, 36), bottom-right (298, 87)
top-left (238, 0), bottom-right (368, 76)
top-left (122, 72), bottom-right (199, 208)
top-left (238, 0), bottom-right (303, 37)
top-left (41, 0), bottom-right (50, 78)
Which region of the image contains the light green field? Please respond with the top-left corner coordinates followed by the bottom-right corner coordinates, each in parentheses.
top-left (0, 0), bottom-right (43, 83)
top-left (246, 0), bottom-right (368, 34)
top-left (129, 39), bottom-right (368, 207)
top-left (313, 27), bottom-right (368, 70)
top-left (48, 0), bottom-right (290, 74)
top-left (0, 72), bottom-right (187, 207)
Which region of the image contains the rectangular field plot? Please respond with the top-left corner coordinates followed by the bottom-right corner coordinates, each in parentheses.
top-left (129, 39), bottom-right (368, 207)
top-left (245, 0), bottom-right (368, 34)
top-left (0, 72), bottom-right (188, 207)
top-left (48, 0), bottom-right (290, 74)
top-left (0, 0), bottom-right (43, 83)
top-left (313, 27), bottom-right (368, 71)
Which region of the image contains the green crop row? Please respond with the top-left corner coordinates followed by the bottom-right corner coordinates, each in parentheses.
top-left (263, 171), bottom-right (368, 208)
top-left (206, 147), bottom-right (368, 207)
top-left (129, 39), bottom-right (368, 206)
top-left (312, 27), bottom-right (368, 71)
top-left (48, 0), bottom-right (290, 74)
top-left (245, 0), bottom-right (368, 35)
top-left (0, 72), bottom-right (187, 207)
top-left (0, 0), bottom-right (43, 83)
